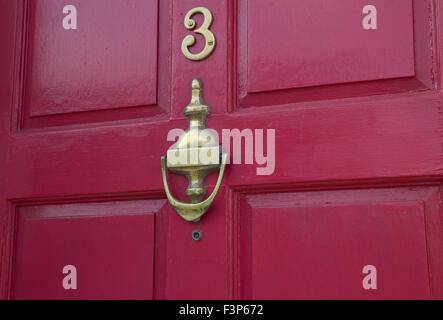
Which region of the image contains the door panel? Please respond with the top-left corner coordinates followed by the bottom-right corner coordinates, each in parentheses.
top-left (249, 202), bottom-right (428, 300)
top-left (27, 0), bottom-right (158, 117)
top-left (13, 200), bottom-right (162, 299)
top-left (247, 0), bottom-right (415, 93)
top-left (18, 0), bottom-right (171, 129)
top-left (240, 187), bottom-right (441, 299)
top-left (239, 0), bottom-right (436, 107)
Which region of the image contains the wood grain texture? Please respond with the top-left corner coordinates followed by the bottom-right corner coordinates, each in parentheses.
top-left (247, 202), bottom-right (428, 299)
top-left (238, 0), bottom-right (435, 108)
top-left (13, 200), bottom-right (162, 299)
top-left (17, 0), bottom-right (172, 130)
top-left (247, 0), bottom-right (415, 93)
top-left (163, 188), bottom-right (228, 299)
top-left (27, 0), bottom-right (158, 117)
top-left (0, 0), bottom-right (18, 299)
top-left (239, 187), bottom-right (443, 299)
top-left (5, 92), bottom-right (442, 200)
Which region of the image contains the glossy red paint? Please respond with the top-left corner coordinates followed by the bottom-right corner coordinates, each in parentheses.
top-left (240, 188), bottom-right (439, 299)
top-left (0, 0), bottom-right (443, 300)
top-left (13, 201), bottom-right (159, 299)
top-left (247, 0), bottom-right (415, 93)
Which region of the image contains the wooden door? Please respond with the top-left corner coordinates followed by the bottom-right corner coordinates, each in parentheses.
top-left (1, 0), bottom-right (443, 300)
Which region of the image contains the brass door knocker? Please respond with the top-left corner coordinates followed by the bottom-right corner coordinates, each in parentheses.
top-left (161, 78), bottom-right (228, 222)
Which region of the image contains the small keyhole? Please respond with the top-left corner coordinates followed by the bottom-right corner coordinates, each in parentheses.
top-left (192, 230), bottom-right (202, 241)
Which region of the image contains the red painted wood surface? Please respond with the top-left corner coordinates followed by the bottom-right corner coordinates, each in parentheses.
top-left (240, 188), bottom-right (440, 299)
top-left (247, 0), bottom-right (415, 93)
top-left (27, 0), bottom-right (158, 117)
top-left (0, 0), bottom-right (442, 300)
top-left (13, 201), bottom-right (159, 299)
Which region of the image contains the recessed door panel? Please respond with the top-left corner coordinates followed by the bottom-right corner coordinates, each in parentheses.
top-left (240, 188), bottom-right (438, 300)
top-left (246, 0), bottom-right (415, 93)
top-left (26, 0), bottom-right (158, 117)
top-left (13, 200), bottom-right (162, 300)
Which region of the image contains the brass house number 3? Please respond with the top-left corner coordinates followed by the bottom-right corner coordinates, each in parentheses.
top-left (181, 7), bottom-right (216, 61)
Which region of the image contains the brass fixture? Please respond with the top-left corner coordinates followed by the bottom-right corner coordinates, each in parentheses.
top-left (161, 78), bottom-right (228, 222)
top-left (181, 7), bottom-right (216, 61)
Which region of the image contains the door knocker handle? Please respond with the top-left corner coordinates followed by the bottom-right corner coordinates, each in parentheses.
top-left (161, 78), bottom-right (228, 222)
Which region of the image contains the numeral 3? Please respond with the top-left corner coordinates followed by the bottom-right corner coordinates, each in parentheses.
top-left (181, 7), bottom-right (216, 61)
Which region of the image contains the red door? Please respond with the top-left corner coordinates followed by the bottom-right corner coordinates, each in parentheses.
top-left (1, 0), bottom-right (443, 300)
